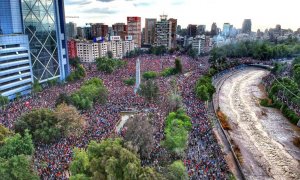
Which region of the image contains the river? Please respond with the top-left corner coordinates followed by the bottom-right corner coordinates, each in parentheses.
top-left (216, 68), bottom-right (300, 180)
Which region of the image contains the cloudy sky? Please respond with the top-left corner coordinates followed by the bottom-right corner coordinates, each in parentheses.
top-left (64, 0), bottom-right (300, 31)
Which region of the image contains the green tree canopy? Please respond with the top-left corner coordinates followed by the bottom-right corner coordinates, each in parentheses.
top-left (166, 160), bottom-right (189, 180)
top-left (142, 71), bottom-right (158, 80)
top-left (0, 155), bottom-right (39, 180)
top-left (139, 80), bottom-right (160, 102)
top-left (162, 109), bottom-right (191, 156)
top-left (70, 138), bottom-right (163, 180)
top-left (0, 130), bottom-right (34, 159)
top-left (15, 104), bottom-right (85, 143)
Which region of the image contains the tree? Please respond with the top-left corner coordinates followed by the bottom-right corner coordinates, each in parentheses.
top-left (196, 85), bottom-right (210, 101)
top-left (187, 48), bottom-right (197, 59)
top-left (142, 71), bottom-right (157, 80)
top-left (293, 66), bottom-right (300, 86)
top-left (55, 93), bottom-right (73, 107)
top-left (167, 92), bottom-right (183, 112)
top-left (70, 57), bottom-right (81, 67)
top-left (32, 80), bottom-right (42, 93)
top-left (0, 155), bottom-right (39, 180)
top-left (0, 125), bottom-right (12, 145)
top-left (292, 57), bottom-right (300, 67)
top-left (123, 114), bottom-right (155, 159)
top-left (139, 80), bottom-right (160, 102)
top-left (166, 161), bottom-right (188, 180)
top-left (70, 78), bottom-right (108, 109)
top-left (69, 138), bottom-right (163, 180)
top-left (0, 95), bottom-right (9, 107)
top-left (15, 109), bottom-right (61, 143)
top-left (107, 51), bottom-right (113, 58)
top-left (96, 57), bottom-right (125, 73)
top-left (175, 58), bottom-right (183, 73)
top-left (53, 103), bottom-right (85, 137)
top-left (162, 110), bottom-right (191, 156)
top-left (124, 78), bottom-right (135, 86)
top-left (0, 130), bottom-right (34, 159)
top-left (70, 148), bottom-right (90, 176)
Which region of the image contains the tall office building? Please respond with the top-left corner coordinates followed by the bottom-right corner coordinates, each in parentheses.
top-left (21, 0), bottom-right (69, 82)
top-left (197, 25), bottom-right (206, 35)
top-left (127, 16), bottom-right (141, 48)
top-left (66, 22), bottom-right (77, 40)
top-left (0, 0), bottom-right (33, 99)
top-left (91, 23), bottom-right (108, 39)
top-left (210, 23), bottom-right (218, 36)
top-left (242, 19), bottom-right (252, 34)
top-left (144, 18), bottom-right (157, 45)
top-left (155, 15), bottom-right (172, 49)
top-left (77, 27), bottom-right (85, 39)
top-left (187, 24), bottom-right (197, 37)
top-left (168, 18), bottom-right (177, 48)
top-left (222, 23), bottom-right (231, 37)
top-left (83, 26), bottom-right (92, 40)
top-left (112, 23), bottom-right (128, 40)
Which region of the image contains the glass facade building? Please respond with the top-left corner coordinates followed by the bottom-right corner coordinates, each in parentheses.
top-left (21, 0), bottom-right (69, 82)
top-left (0, 0), bottom-right (33, 99)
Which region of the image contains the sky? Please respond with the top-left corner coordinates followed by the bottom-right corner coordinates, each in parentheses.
top-left (64, 0), bottom-right (300, 31)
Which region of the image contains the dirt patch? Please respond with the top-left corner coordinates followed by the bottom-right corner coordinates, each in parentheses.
top-left (217, 108), bottom-right (232, 130)
top-left (293, 137), bottom-right (300, 149)
top-left (231, 139), bottom-right (243, 164)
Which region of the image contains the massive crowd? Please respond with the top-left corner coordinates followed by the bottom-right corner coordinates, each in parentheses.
top-left (0, 54), bottom-right (230, 179)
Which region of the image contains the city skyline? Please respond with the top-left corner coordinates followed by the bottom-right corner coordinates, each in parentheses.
top-left (65, 0), bottom-right (300, 31)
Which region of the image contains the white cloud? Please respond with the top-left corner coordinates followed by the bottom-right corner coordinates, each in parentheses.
top-left (65, 0), bottom-right (300, 31)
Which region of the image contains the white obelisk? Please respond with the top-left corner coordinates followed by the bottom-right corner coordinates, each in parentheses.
top-left (134, 58), bottom-right (141, 94)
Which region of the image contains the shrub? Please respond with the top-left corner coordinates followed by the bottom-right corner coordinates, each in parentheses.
top-left (123, 78), bottom-right (135, 86)
top-left (161, 67), bottom-right (177, 77)
top-left (143, 71), bottom-right (157, 80)
top-left (0, 95), bottom-right (9, 107)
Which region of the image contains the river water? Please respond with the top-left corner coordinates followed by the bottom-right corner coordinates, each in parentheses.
top-left (217, 68), bottom-right (300, 180)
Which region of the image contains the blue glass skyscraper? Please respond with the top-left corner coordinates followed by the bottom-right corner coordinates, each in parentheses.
top-left (21, 0), bottom-right (69, 82)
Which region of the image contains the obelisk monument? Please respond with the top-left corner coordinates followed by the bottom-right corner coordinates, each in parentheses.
top-left (134, 58), bottom-right (141, 94)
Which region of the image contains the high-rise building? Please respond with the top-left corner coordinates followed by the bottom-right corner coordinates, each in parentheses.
top-left (242, 19), bottom-right (252, 34)
top-left (0, 0), bottom-right (33, 99)
top-left (109, 36), bottom-right (123, 59)
top-left (77, 27), bottom-right (85, 39)
top-left (91, 23), bottom-right (108, 39)
top-left (197, 25), bottom-right (206, 35)
top-left (222, 23), bottom-right (231, 37)
top-left (123, 39), bottom-right (135, 56)
top-left (155, 15), bottom-right (172, 49)
top-left (66, 22), bottom-right (77, 40)
top-left (210, 23), bottom-right (218, 36)
top-left (187, 24), bottom-right (197, 37)
top-left (67, 40), bottom-right (77, 59)
top-left (76, 42), bottom-right (99, 63)
top-left (112, 23), bottom-right (128, 40)
top-left (21, 0), bottom-right (69, 82)
top-left (99, 42), bottom-right (108, 57)
top-left (168, 18), bottom-right (177, 48)
top-left (84, 26), bottom-right (92, 40)
top-left (144, 18), bottom-right (157, 45)
top-left (192, 35), bottom-right (205, 55)
top-left (127, 16), bottom-right (141, 48)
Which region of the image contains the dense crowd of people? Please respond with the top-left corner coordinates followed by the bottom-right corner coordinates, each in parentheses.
top-left (0, 54), bottom-right (230, 179)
